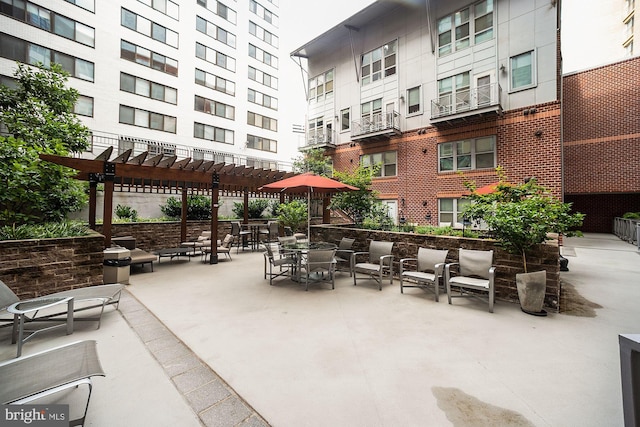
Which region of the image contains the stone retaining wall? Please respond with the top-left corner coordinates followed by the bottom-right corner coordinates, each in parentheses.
top-left (311, 225), bottom-right (561, 312)
top-left (0, 233), bottom-right (105, 300)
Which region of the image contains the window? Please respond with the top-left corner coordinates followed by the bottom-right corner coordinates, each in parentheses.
top-left (247, 158), bottom-right (277, 170)
top-left (248, 66), bottom-right (277, 89)
top-left (74, 95), bottom-right (93, 117)
top-left (121, 8), bottom-right (178, 48)
top-left (247, 112), bottom-right (277, 131)
top-left (197, 0), bottom-right (237, 24)
top-left (248, 43), bottom-right (278, 68)
top-left (119, 105), bottom-right (176, 133)
top-left (360, 98), bottom-right (383, 130)
top-left (194, 122), bottom-right (234, 144)
top-left (137, 0), bottom-right (179, 20)
top-left (361, 40), bottom-right (397, 86)
top-left (247, 134), bottom-right (277, 153)
top-left (438, 198), bottom-right (471, 227)
top-left (249, 0), bottom-right (279, 27)
top-left (64, 0), bottom-right (94, 12)
top-left (248, 88), bottom-right (277, 110)
top-left (438, 136), bottom-right (495, 172)
top-left (249, 21), bottom-right (278, 47)
top-left (510, 51), bottom-right (535, 91)
top-left (308, 70), bottom-right (333, 103)
top-left (196, 42), bottom-right (235, 72)
top-left (120, 73), bottom-right (177, 104)
top-left (196, 16), bottom-right (236, 48)
top-left (437, 72), bottom-right (470, 114)
top-left (340, 108), bottom-right (350, 131)
top-left (361, 151), bottom-right (397, 177)
top-left (195, 69), bottom-right (235, 96)
top-left (407, 86), bottom-right (421, 115)
top-left (437, 1), bottom-right (494, 57)
top-left (121, 40), bottom-right (178, 76)
top-left (194, 95), bottom-right (234, 119)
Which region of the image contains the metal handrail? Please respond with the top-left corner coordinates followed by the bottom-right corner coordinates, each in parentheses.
top-left (613, 217), bottom-right (640, 246)
top-left (431, 82), bottom-right (502, 119)
top-left (351, 111), bottom-right (400, 138)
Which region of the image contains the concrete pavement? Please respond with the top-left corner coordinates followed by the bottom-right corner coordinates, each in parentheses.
top-left (1, 233), bottom-right (638, 426)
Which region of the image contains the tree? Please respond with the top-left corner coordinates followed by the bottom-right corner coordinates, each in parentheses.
top-left (276, 200), bottom-right (308, 233)
top-left (330, 164), bottom-right (382, 225)
top-left (292, 148), bottom-right (332, 176)
top-left (462, 170), bottom-right (584, 272)
top-left (0, 63), bottom-right (90, 225)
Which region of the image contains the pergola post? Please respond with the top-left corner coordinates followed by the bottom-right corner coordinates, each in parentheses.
top-left (180, 187), bottom-right (188, 244)
top-left (209, 172), bottom-right (220, 264)
top-left (102, 162), bottom-right (116, 248)
top-left (243, 188), bottom-right (249, 224)
top-left (88, 173), bottom-right (98, 230)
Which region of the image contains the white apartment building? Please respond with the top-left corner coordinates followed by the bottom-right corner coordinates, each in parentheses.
top-left (0, 0), bottom-right (294, 171)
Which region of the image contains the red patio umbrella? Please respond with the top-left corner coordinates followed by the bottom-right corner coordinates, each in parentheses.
top-left (474, 181), bottom-right (512, 195)
top-left (259, 173), bottom-right (358, 238)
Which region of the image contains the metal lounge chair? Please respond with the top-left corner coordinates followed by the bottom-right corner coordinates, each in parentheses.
top-left (0, 280), bottom-right (123, 356)
top-left (262, 243), bottom-right (297, 285)
top-left (299, 248), bottom-right (337, 291)
top-left (334, 237), bottom-right (355, 275)
top-left (444, 248), bottom-right (496, 313)
top-left (400, 248), bottom-right (449, 301)
top-left (351, 241), bottom-right (395, 290)
top-left (0, 340), bottom-right (105, 426)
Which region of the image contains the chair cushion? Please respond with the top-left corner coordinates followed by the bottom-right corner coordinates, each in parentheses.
top-left (402, 271), bottom-right (436, 282)
top-left (449, 276), bottom-right (490, 289)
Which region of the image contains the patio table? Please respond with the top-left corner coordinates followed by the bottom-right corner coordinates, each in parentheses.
top-left (284, 242), bottom-right (337, 282)
top-left (154, 247), bottom-right (194, 263)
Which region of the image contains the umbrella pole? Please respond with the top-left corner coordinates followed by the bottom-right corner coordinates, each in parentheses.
top-left (307, 189), bottom-right (311, 241)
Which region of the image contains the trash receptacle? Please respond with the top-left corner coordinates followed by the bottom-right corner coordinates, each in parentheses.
top-left (103, 247), bottom-right (131, 285)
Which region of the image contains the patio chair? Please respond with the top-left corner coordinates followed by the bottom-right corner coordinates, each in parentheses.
top-left (231, 222), bottom-right (252, 253)
top-left (0, 340), bottom-right (105, 426)
top-left (334, 237), bottom-right (355, 276)
top-left (299, 249), bottom-right (337, 291)
top-left (277, 236), bottom-right (297, 255)
top-left (351, 241), bottom-right (395, 290)
top-left (0, 280), bottom-right (123, 356)
top-left (444, 248), bottom-right (496, 313)
top-left (259, 221), bottom-right (280, 243)
top-left (262, 243), bottom-right (297, 285)
top-left (201, 234), bottom-right (234, 262)
top-left (400, 248), bottom-right (449, 301)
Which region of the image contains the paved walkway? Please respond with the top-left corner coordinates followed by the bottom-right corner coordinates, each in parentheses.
top-left (1, 233), bottom-right (639, 426)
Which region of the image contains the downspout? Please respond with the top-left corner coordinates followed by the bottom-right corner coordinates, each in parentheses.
top-left (557, 0), bottom-right (565, 202)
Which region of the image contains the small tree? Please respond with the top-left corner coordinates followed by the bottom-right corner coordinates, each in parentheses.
top-left (0, 63), bottom-right (91, 225)
top-left (330, 164), bottom-right (380, 225)
top-left (276, 200), bottom-right (308, 233)
top-left (292, 148), bottom-right (332, 176)
top-left (231, 199), bottom-right (269, 219)
top-left (463, 171), bottom-right (584, 272)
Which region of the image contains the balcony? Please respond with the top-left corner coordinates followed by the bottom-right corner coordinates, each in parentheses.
top-left (430, 83), bottom-right (503, 124)
top-left (351, 111), bottom-right (401, 142)
top-left (299, 130), bottom-right (336, 151)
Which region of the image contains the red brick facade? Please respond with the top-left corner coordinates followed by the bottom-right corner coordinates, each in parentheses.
top-left (330, 102), bottom-right (562, 226)
top-left (563, 56), bottom-right (640, 232)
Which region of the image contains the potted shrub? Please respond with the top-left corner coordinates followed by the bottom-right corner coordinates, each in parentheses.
top-left (463, 172), bottom-right (584, 315)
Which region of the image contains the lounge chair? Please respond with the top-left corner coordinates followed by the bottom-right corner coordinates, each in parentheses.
top-left (351, 241), bottom-right (395, 290)
top-left (0, 340), bottom-right (105, 426)
top-left (0, 280), bottom-right (123, 357)
top-left (334, 237), bottom-right (355, 275)
top-left (444, 248), bottom-right (496, 313)
top-left (201, 234), bottom-right (234, 261)
top-left (399, 248), bottom-right (449, 301)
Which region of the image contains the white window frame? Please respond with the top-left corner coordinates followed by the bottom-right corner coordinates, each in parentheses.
top-left (438, 198), bottom-right (471, 228)
top-left (361, 151), bottom-right (397, 177)
top-left (438, 136), bottom-right (496, 172)
top-left (510, 50), bottom-right (537, 92)
top-left (360, 40), bottom-right (397, 86)
top-left (340, 107), bottom-right (350, 132)
top-left (406, 86), bottom-right (422, 116)
top-left (437, 0), bottom-right (494, 57)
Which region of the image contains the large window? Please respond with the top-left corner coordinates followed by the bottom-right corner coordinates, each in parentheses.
top-left (510, 51), bottom-right (536, 91)
top-left (308, 70), bottom-right (333, 102)
top-left (248, 43), bottom-right (277, 68)
top-left (194, 95), bottom-right (234, 119)
top-left (196, 16), bottom-right (236, 48)
top-left (249, 0), bottom-right (278, 27)
top-left (249, 21), bottom-right (278, 47)
top-left (196, 42), bottom-right (235, 72)
top-left (121, 8), bottom-right (178, 48)
top-left (196, 0), bottom-right (236, 24)
top-left (437, 0), bottom-right (493, 56)
top-left (0, 33), bottom-right (94, 81)
top-left (195, 69), bottom-right (235, 95)
top-left (119, 105), bottom-right (176, 133)
top-left (120, 73), bottom-right (177, 104)
top-left (361, 151), bottom-right (397, 177)
top-left (64, 0), bottom-right (94, 13)
top-left (438, 198), bottom-right (471, 227)
top-left (361, 40), bottom-right (397, 86)
top-left (137, 0), bottom-right (179, 20)
top-left (194, 122), bottom-right (234, 145)
top-left (74, 95), bottom-right (93, 117)
top-left (248, 66), bottom-right (277, 89)
top-left (437, 72), bottom-right (470, 114)
top-left (438, 136), bottom-right (495, 172)
top-left (247, 111), bottom-right (277, 131)
top-left (121, 40), bottom-right (178, 76)
top-left (361, 98), bottom-right (382, 130)
top-left (247, 134), bottom-right (277, 153)
top-left (248, 88), bottom-right (277, 110)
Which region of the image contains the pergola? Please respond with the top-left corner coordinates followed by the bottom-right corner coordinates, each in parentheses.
top-left (40, 147), bottom-right (306, 264)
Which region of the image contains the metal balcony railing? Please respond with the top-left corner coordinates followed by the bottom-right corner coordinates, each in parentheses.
top-left (430, 82), bottom-right (502, 121)
top-left (299, 129), bottom-right (336, 150)
top-left (351, 111), bottom-right (401, 140)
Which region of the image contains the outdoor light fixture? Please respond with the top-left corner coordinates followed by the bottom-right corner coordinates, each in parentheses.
top-left (422, 148), bottom-right (427, 154)
top-left (422, 201), bottom-right (428, 207)
top-left (212, 171), bottom-right (219, 189)
top-left (535, 130), bottom-right (543, 137)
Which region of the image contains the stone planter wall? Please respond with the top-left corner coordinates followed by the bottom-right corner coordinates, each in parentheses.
top-left (0, 233), bottom-right (105, 300)
top-left (311, 225), bottom-right (561, 312)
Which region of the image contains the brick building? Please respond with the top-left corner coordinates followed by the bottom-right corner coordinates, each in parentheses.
top-left (292, 0), bottom-right (563, 227)
top-left (563, 56), bottom-right (640, 232)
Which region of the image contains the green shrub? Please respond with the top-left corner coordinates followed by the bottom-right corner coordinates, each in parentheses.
top-left (276, 200), bottom-right (308, 233)
top-left (0, 221), bottom-right (90, 240)
top-left (232, 199), bottom-right (270, 219)
top-left (115, 204), bottom-right (138, 221)
top-left (622, 212), bottom-right (640, 219)
top-left (160, 195), bottom-right (211, 220)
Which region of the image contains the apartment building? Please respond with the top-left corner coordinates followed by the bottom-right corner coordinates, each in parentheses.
top-left (292, 0), bottom-right (562, 226)
top-left (0, 0), bottom-right (293, 171)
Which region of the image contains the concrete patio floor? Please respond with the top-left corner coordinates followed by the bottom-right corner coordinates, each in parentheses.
top-left (1, 233), bottom-right (639, 426)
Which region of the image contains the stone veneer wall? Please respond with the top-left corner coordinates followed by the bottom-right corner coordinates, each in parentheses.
top-left (311, 225), bottom-right (561, 312)
top-left (0, 233), bottom-right (105, 300)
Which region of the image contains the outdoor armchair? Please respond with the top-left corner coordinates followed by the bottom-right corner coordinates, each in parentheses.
top-left (262, 243), bottom-right (297, 285)
top-left (400, 248), bottom-right (449, 301)
top-left (298, 249), bottom-right (337, 291)
top-left (334, 237), bottom-right (355, 275)
top-left (351, 241), bottom-right (395, 290)
top-left (444, 248), bottom-right (496, 313)
top-left (231, 222), bottom-right (252, 253)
